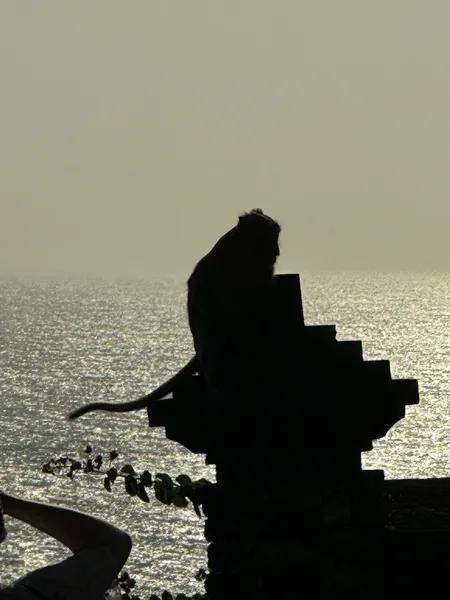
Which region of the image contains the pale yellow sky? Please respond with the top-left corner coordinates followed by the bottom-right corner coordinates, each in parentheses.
top-left (0, 2), bottom-right (449, 278)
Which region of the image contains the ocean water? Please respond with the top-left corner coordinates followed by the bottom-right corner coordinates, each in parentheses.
top-left (0, 272), bottom-right (448, 595)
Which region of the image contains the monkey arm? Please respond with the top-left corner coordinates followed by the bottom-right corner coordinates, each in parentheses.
top-left (67, 356), bottom-right (198, 420)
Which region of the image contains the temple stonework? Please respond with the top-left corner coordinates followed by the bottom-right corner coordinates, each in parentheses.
top-left (148, 274), bottom-right (449, 599)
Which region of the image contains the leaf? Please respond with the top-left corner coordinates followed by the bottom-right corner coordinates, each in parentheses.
top-left (71, 461), bottom-right (82, 471)
top-left (192, 478), bottom-right (212, 488)
top-left (182, 485), bottom-right (194, 501)
top-left (140, 470), bottom-right (153, 487)
top-left (104, 476), bottom-right (112, 492)
top-left (109, 449), bottom-right (119, 461)
top-left (154, 480), bottom-right (173, 505)
top-left (194, 568), bottom-right (208, 581)
top-left (125, 475), bottom-right (139, 496)
top-left (172, 487), bottom-right (188, 508)
top-left (84, 445), bottom-right (92, 454)
top-left (42, 462), bottom-right (54, 474)
top-left (84, 459), bottom-right (94, 473)
top-left (137, 483), bottom-right (150, 503)
top-left (107, 466), bottom-right (118, 483)
top-left (175, 474), bottom-right (192, 487)
top-left (94, 455), bottom-right (103, 469)
top-left (155, 473), bottom-right (173, 486)
top-left (121, 464), bottom-right (137, 476)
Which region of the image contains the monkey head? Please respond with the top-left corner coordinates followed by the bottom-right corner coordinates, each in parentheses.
top-left (234, 208), bottom-right (281, 283)
top-left (187, 208), bottom-right (281, 320)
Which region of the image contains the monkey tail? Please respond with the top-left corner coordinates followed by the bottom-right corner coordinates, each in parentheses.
top-left (68, 356), bottom-right (198, 420)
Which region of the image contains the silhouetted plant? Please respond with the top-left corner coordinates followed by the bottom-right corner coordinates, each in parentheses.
top-left (43, 446), bottom-right (211, 599)
top-left (42, 445), bottom-right (212, 517)
top-left (107, 571), bottom-right (208, 600)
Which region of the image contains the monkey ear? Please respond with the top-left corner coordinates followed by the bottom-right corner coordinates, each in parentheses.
top-left (238, 208), bottom-right (264, 226)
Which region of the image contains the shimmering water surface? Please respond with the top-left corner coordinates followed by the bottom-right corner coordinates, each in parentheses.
top-left (0, 272), bottom-right (448, 595)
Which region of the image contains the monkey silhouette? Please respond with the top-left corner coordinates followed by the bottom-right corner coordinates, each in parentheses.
top-left (69, 209), bottom-right (280, 419)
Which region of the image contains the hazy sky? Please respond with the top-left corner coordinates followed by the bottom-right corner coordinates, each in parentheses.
top-left (1, 2), bottom-right (449, 279)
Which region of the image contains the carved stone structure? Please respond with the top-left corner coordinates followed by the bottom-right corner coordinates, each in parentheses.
top-left (148, 274), bottom-right (448, 598)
